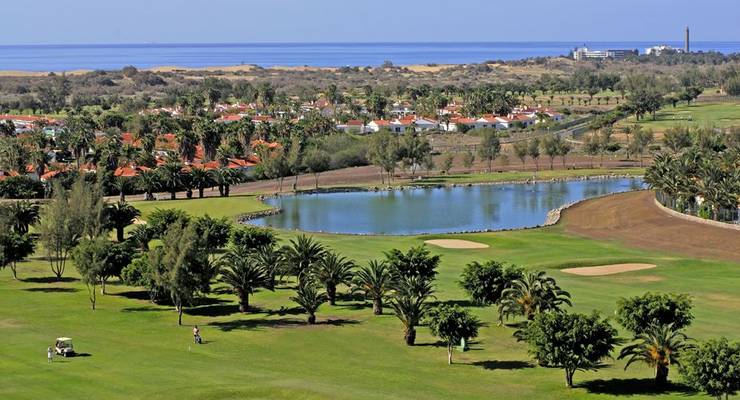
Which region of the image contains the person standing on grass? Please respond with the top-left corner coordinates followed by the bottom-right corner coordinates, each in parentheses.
top-left (47, 346), bottom-right (53, 363)
top-left (193, 325), bottom-right (200, 343)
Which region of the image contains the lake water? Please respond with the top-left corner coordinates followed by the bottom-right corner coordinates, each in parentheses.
top-left (1, 42), bottom-right (739, 71)
top-left (250, 178), bottom-right (646, 235)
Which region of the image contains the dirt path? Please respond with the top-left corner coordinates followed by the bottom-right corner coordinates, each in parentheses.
top-left (560, 190), bottom-right (740, 263)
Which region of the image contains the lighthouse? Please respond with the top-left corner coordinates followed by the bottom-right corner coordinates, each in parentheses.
top-left (685, 26), bottom-right (690, 53)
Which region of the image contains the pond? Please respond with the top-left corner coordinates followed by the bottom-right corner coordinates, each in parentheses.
top-left (250, 178), bottom-right (646, 235)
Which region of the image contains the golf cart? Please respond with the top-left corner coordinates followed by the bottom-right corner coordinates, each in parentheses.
top-left (55, 337), bottom-right (75, 357)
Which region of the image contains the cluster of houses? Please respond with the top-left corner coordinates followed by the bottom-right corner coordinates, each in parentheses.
top-left (337, 106), bottom-right (563, 134)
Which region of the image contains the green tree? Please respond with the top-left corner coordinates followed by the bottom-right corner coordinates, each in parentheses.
top-left (520, 312), bottom-right (619, 388)
top-left (616, 292), bottom-right (694, 335)
top-left (38, 182), bottom-right (85, 279)
top-left (513, 140), bottom-right (529, 167)
top-left (192, 214), bottom-right (231, 253)
top-left (663, 126), bottom-right (693, 154)
top-left (478, 129), bottom-right (501, 173)
top-left (583, 133), bottom-right (601, 168)
top-left (291, 281), bottom-right (328, 324)
top-left (541, 135), bottom-right (561, 170)
top-left (498, 271), bottom-right (571, 323)
top-left (398, 132), bottom-right (432, 178)
top-left (71, 237), bottom-right (110, 310)
top-left (528, 137), bottom-right (541, 171)
top-left (105, 201), bottom-right (141, 242)
top-left (441, 153), bottom-right (454, 174)
top-left (283, 235), bottom-right (326, 284)
top-left (0, 217), bottom-right (35, 280)
top-left (390, 275), bottom-right (435, 345)
top-left (459, 260), bottom-right (523, 306)
top-left (367, 130), bottom-right (400, 184)
top-left (630, 128), bottom-right (655, 167)
top-left (218, 247), bottom-right (272, 313)
top-left (136, 170), bottom-right (161, 201)
top-left (189, 167), bottom-right (213, 199)
top-left (681, 338), bottom-right (740, 400)
top-left (619, 323), bottom-right (693, 386)
top-left (426, 304), bottom-right (482, 364)
top-left (384, 245), bottom-right (440, 282)
top-left (311, 251), bottom-right (355, 305)
top-left (353, 260), bottom-right (393, 315)
top-left (303, 148), bottom-right (331, 189)
top-left (149, 223), bottom-right (215, 325)
top-left (462, 150), bottom-right (475, 173)
top-left (0, 200), bottom-right (40, 235)
top-left (157, 160), bottom-right (184, 200)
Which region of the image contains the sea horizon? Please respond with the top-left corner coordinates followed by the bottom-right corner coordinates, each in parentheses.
top-left (2, 41), bottom-right (739, 72)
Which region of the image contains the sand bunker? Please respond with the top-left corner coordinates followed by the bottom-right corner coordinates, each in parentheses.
top-left (561, 263), bottom-right (657, 276)
top-left (424, 239), bottom-right (489, 249)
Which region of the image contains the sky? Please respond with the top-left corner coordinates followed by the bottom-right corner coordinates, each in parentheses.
top-left (1, 0), bottom-right (738, 45)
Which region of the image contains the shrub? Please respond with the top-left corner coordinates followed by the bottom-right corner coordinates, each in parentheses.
top-left (0, 176), bottom-right (45, 199)
top-left (459, 260), bottom-right (523, 306)
top-left (147, 208), bottom-right (190, 237)
top-left (616, 292), bottom-right (693, 335)
top-left (231, 226), bottom-right (276, 250)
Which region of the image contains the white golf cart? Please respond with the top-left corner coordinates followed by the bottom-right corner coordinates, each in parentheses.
top-left (54, 337), bottom-right (75, 357)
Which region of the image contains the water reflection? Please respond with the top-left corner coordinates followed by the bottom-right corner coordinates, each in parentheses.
top-left (254, 178), bottom-right (645, 235)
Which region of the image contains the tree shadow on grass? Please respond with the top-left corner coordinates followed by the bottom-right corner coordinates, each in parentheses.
top-left (209, 317), bottom-right (358, 332)
top-left (579, 378), bottom-right (695, 396)
top-left (114, 290), bottom-right (153, 301)
top-left (471, 360), bottom-right (534, 370)
top-left (22, 277), bottom-right (78, 284)
top-left (185, 303), bottom-right (241, 317)
top-left (23, 287), bottom-right (79, 293)
top-left (121, 306), bottom-right (168, 313)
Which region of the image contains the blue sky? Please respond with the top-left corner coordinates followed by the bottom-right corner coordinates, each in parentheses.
top-left (1, 0), bottom-right (737, 45)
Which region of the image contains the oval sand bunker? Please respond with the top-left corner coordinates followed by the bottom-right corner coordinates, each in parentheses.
top-left (424, 239), bottom-right (490, 249)
top-left (562, 263), bottom-right (657, 276)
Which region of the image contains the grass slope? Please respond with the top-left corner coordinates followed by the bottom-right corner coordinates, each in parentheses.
top-left (2, 199), bottom-right (739, 399)
top-left (620, 102), bottom-right (740, 132)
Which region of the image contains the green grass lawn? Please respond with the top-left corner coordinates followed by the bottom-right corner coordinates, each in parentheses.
top-left (620, 102), bottom-right (740, 132)
top-left (132, 194), bottom-right (272, 221)
top-left (2, 198), bottom-right (739, 399)
top-left (418, 168), bottom-right (645, 186)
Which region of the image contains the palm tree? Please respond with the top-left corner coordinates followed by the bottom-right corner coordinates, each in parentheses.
top-left (112, 176), bottom-right (133, 202)
top-left (157, 160), bottom-right (184, 200)
top-left (190, 167), bottom-right (213, 198)
top-left (222, 168), bottom-right (244, 197)
top-left (105, 201), bottom-right (141, 242)
top-left (219, 249), bottom-right (272, 313)
top-left (4, 200), bottom-right (40, 235)
top-left (311, 251), bottom-right (355, 305)
top-left (290, 281), bottom-right (328, 324)
top-left (390, 275), bottom-right (435, 345)
top-left (130, 225), bottom-right (155, 251)
top-left (209, 168), bottom-right (227, 197)
top-left (283, 235), bottom-right (326, 284)
top-left (353, 260), bottom-right (393, 315)
top-left (176, 129), bottom-right (198, 162)
top-left (498, 271), bottom-right (571, 323)
top-left (252, 244), bottom-right (285, 289)
top-left (136, 170), bottom-right (160, 201)
top-left (618, 324), bottom-right (693, 386)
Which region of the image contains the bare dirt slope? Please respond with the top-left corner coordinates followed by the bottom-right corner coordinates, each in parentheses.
top-left (560, 190), bottom-right (740, 263)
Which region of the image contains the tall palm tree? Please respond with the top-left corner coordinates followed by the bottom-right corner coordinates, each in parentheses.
top-left (283, 235), bottom-right (326, 284)
top-left (136, 170), bottom-right (160, 201)
top-left (112, 176), bottom-right (133, 202)
top-left (311, 251), bottom-right (355, 305)
top-left (252, 244), bottom-right (285, 289)
top-left (190, 167), bottom-right (213, 198)
top-left (209, 168), bottom-right (227, 197)
top-left (390, 275), bottom-right (435, 346)
top-left (105, 201), bottom-right (141, 242)
top-left (176, 129), bottom-right (198, 163)
top-left (157, 160), bottom-right (184, 200)
top-left (222, 168), bottom-right (244, 197)
top-left (219, 249), bottom-right (272, 313)
top-left (290, 281), bottom-right (328, 324)
top-left (498, 271), bottom-right (571, 323)
top-left (619, 324), bottom-right (693, 386)
top-left (353, 260), bottom-right (393, 315)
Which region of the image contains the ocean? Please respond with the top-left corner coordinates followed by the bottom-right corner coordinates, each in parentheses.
top-left (1, 41), bottom-right (739, 72)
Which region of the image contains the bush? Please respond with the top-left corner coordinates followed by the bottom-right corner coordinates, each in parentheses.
top-left (681, 337), bottom-right (740, 399)
top-left (0, 176), bottom-right (45, 199)
top-left (459, 260), bottom-right (523, 306)
top-left (192, 215), bottom-right (231, 251)
top-left (147, 208), bottom-right (191, 237)
top-left (230, 226), bottom-right (276, 250)
top-left (616, 292), bottom-right (693, 335)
